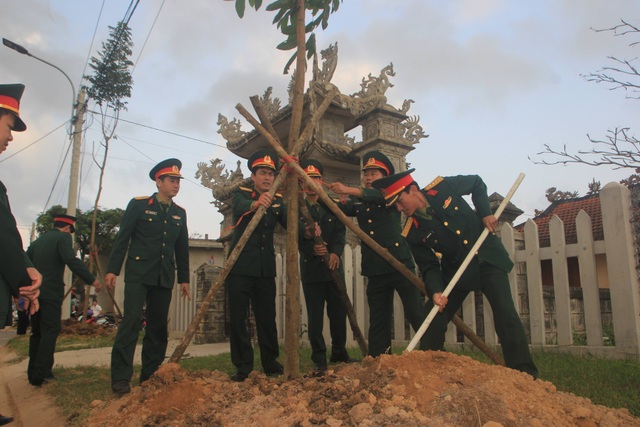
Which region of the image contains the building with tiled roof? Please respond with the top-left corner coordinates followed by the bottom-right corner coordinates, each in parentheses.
top-left (516, 193), bottom-right (604, 247)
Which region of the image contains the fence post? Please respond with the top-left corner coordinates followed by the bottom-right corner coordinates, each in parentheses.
top-left (549, 214), bottom-right (573, 346)
top-left (524, 219), bottom-right (546, 345)
top-left (575, 210), bottom-right (603, 347)
top-left (600, 182), bottom-right (640, 357)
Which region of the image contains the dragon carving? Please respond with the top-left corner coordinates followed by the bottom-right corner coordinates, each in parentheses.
top-left (195, 159), bottom-right (245, 201)
top-left (217, 113), bottom-right (246, 144)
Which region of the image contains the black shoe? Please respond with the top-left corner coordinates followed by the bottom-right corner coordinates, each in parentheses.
top-left (264, 361), bottom-right (284, 377)
top-left (29, 378), bottom-right (43, 386)
top-left (230, 372), bottom-right (248, 382)
top-left (330, 356), bottom-right (360, 364)
top-left (313, 363), bottom-right (327, 373)
top-left (0, 415), bottom-right (13, 426)
top-left (112, 380), bottom-right (131, 395)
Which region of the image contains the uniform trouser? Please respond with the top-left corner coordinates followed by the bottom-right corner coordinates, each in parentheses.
top-left (17, 309), bottom-right (29, 335)
top-left (28, 299), bottom-right (61, 382)
top-left (301, 280), bottom-right (349, 365)
top-left (111, 283), bottom-right (172, 384)
top-left (424, 262), bottom-right (539, 378)
top-left (227, 274), bottom-right (281, 375)
top-left (366, 272), bottom-right (428, 357)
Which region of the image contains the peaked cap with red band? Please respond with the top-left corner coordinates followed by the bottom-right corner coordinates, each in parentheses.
top-left (0, 84), bottom-right (27, 132)
top-left (149, 158), bottom-right (183, 181)
top-left (371, 168), bottom-right (416, 206)
top-left (248, 149), bottom-right (279, 173)
top-left (361, 151), bottom-right (394, 177)
top-left (53, 213), bottom-right (77, 232)
top-left (300, 158), bottom-right (323, 177)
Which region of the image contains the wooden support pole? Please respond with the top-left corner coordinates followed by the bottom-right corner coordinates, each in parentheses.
top-left (168, 87), bottom-right (340, 363)
top-left (298, 193), bottom-right (368, 355)
top-left (235, 104), bottom-right (504, 365)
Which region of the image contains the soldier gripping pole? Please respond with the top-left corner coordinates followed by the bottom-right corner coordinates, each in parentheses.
top-left (406, 173), bottom-right (526, 352)
top-left (236, 104), bottom-right (505, 365)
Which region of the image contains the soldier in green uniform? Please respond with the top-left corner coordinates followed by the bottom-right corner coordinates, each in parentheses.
top-left (227, 149), bottom-right (291, 382)
top-left (372, 170), bottom-right (538, 378)
top-left (106, 158), bottom-right (191, 394)
top-left (328, 151), bottom-right (427, 357)
top-left (0, 83), bottom-right (42, 426)
top-left (26, 214), bottom-right (102, 386)
top-left (299, 159), bottom-right (352, 372)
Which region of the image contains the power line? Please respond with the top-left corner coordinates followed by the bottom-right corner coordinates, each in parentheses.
top-left (85, 109), bottom-right (227, 148)
top-left (0, 122), bottom-right (68, 163)
top-left (132, 0), bottom-right (166, 74)
top-left (79, 0), bottom-right (106, 89)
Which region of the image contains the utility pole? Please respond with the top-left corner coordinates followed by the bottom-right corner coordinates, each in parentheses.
top-left (66, 88), bottom-right (86, 217)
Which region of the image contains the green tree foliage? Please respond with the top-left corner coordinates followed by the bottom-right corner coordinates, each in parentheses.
top-left (84, 20), bottom-right (133, 110)
top-left (35, 205), bottom-right (124, 258)
top-left (232, 0), bottom-right (343, 73)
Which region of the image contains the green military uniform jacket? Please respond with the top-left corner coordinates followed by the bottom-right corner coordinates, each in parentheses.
top-left (228, 186), bottom-right (287, 278)
top-left (26, 229), bottom-right (95, 303)
top-left (299, 198), bottom-right (346, 283)
top-left (0, 180), bottom-right (32, 327)
top-left (402, 175), bottom-right (513, 296)
top-left (337, 187), bottom-right (414, 277)
top-left (107, 193), bottom-right (189, 288)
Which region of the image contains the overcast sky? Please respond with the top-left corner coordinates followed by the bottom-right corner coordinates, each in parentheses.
top-left (2, 0), bottom-right (639, 243)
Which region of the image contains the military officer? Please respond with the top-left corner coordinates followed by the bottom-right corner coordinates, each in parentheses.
top-left (26, 214), bottom-right (102, 386)
top-left (372, 170), bottom-right (539, 378)
top-left (106, 158), bottom-right (191, 394)
top-left (0, 83), bottom-right (42, 426)
top-left (226, 149), bottom-right (292, 382)
top-left (299, 159), bottom-right (352, 372)
top-left (328, 151), bottom-right (427, 357)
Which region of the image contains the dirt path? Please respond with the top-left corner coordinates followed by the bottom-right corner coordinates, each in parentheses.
top-left (0, 341), bottom-right (66, 427)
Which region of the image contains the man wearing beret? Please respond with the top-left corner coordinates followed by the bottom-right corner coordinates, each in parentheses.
top-left (299, 159), bottom-right (353, 372)
top-left (106, 158), bottom-right (191, 394)
top-left (328, 151), bottom-right (427, 357)
top-left (226, 149), bottom-right (289, 382)
top-left (26, 214), bottom-right (102, 386)
top-left (0, 83), bottom-right (42, 425)
top-left (372, 170), bottom-right (538, 378)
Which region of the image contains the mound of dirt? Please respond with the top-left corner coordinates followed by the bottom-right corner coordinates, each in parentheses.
top-left (88, 351), bottom-right (639, 426)
top-left (60, 320), bottom-right (115, 337)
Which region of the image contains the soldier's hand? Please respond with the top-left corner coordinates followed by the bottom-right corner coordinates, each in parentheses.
top-left (328, 253), bottom-right (340, 270)
top-left (256, 192), bottom-right (273, 209)
top-left (23, 296), bottom-right (40, 315)
top-left (328, 182), bottom-right (347, 195)
top-left (432, 292), bottom-right (448, 312)
top-left (105, 273), bottom-right (117, 291)
top-left (313, 243), bottom-right (327, 256)
top-left (179, 283), bottom-right (191, 301)
top-left (93, 279), bottom-right (103, 293)
top-left (26, 267), bottom-right (42, 290)
top-left (482, 215), bottom-right (498, 234)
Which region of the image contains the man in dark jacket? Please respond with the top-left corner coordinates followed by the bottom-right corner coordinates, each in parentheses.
top-left (26, 214), bottom-right (101, 386)
top-left (328, 151), bottom-right (427, 357)
top-left (0, 83), bottom-right (42, 425)
top-left (299, 159), bottom-right (351, 372)
top-left (226, 149), bottom-right (288, 382)
top-left (106, 158), bottom-right (191, 394)
top-left (372, 169), bottom-right (538, 378)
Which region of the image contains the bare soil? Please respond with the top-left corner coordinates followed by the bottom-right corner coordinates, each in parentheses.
top-left (89, 351), bottom-right (640, 427)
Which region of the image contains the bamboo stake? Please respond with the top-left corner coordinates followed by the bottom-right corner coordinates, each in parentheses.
top-left (298, 192), bottom-right (368, 355)
top-left (235, 104), bottom-right (504, 364)
top-left (406, 173), bottom-right (526, 352)
top-left (168, 87), bottom-right (340, 363)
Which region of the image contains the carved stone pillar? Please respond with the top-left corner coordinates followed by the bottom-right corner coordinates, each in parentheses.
top-left (351, 107), bottom-right (415, 173)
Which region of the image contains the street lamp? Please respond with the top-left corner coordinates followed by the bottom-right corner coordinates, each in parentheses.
top-left (3, 37), bottom-right (82, 218)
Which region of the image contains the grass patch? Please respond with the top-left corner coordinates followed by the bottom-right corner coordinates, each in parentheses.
top-left (450, 346), bottom-right (640, 417)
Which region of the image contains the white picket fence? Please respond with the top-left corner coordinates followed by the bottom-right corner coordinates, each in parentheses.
top-left (173, 182), bottom-right (640, 360)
